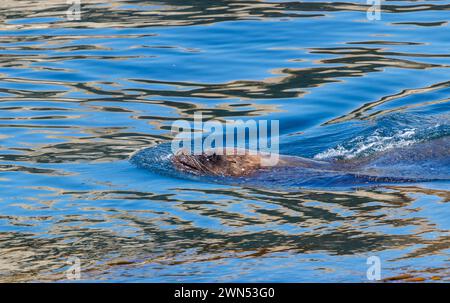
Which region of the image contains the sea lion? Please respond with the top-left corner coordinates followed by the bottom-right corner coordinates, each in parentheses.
top-left (171, 137), bottom-right (450, 181)
top-left (172, 147), bottom-right (339, 177)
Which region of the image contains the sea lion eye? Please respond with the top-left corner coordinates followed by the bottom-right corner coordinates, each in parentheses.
top-left (207, 153), bottom-right (221, 162)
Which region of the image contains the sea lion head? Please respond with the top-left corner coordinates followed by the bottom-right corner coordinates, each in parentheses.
top-left (171, 148), bottom-right (265, 177)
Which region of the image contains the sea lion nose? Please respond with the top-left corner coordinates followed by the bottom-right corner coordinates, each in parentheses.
top-left (174, 148), bottom-right (189, 156)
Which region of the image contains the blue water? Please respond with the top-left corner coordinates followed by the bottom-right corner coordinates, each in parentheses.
top-left (0, 0), bottom-right (449, 282)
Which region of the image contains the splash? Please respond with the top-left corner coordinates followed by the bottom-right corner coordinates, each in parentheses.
top-left (314, 113), bottom-right (450, 160)
top-left (314, 128), bottom-right (418, 160)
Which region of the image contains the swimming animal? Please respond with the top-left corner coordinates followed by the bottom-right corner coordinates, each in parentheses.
top-left (130, 136), bottom-right (450, 187)
top-left (171, 147), bottom-right (330, 177)
top-left (170, 136), bottom-right (450, 182)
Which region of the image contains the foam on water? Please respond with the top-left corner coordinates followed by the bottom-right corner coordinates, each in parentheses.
top-left (314, 113), bottom-right (450, 160)
top-left (314, 128), bottom-right (418, 160)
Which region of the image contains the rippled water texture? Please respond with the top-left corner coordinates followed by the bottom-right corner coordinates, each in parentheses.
top-left (0, 0), bottom-right (449, 282)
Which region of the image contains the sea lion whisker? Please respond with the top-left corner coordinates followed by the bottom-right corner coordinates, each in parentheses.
top-left (192, 154), bottom-right (219, 175)
top-left (178, 159), bottom-right (200, 172)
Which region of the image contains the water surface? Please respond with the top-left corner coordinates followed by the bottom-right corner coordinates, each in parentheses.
top-left (0, 0), bottom-right (449, 282)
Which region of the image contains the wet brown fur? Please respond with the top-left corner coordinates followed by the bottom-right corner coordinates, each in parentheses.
top-left (171, 148), bottom-right (264, 177)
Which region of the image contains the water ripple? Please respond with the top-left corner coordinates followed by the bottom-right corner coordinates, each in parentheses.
top-left (0, 0), bottom-right (449, 282)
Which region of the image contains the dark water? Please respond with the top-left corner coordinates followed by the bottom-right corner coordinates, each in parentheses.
top-left (0, 0), bottom-right (449, 282)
